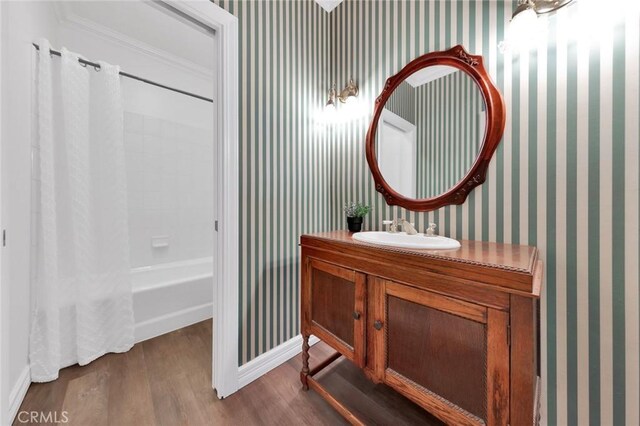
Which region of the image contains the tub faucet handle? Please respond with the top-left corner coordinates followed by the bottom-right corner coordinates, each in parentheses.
top-left (425, 223), bottom-right (437, 236)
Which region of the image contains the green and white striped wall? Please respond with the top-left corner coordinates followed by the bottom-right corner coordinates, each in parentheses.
top-left (328, 1), bottom-right (639, 425)
top-left (215, 0), bottom-right (334, 365)
top-left (217, 1), bottom-right (639, 424)
top-left (415, 70), bottom-right (483, 198)
top-left (386, 80), bottom-right (417, 124)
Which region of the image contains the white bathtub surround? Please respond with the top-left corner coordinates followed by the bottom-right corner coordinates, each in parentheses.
top-left (30, 40), bottom-right (134, 382)
top-left (123, 111), bottom-right (214, 269)
top-left (132, 257), bottom-right (213, 342)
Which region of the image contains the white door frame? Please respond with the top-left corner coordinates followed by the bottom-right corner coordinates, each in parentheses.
top-left (164, 0), bottom-right (239, 398)
top-left (0, 1), bottom-right (5, 422)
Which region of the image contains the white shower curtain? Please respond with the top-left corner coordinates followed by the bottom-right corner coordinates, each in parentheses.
top-left (30, 39), bottom-right (134, 382)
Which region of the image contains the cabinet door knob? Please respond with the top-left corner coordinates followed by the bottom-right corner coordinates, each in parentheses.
top-left (373, 320), bottom-right (383, 330)
top-left (353, 311), bottom-right (361, 320)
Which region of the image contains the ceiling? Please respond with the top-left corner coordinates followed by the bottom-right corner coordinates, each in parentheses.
top-left (55, 1), bottom-right (214, 73)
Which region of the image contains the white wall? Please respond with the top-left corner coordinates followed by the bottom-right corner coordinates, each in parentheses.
top-left (0, 2), bottom-right (59, 423)
top-left (57, 14), bottom-right (213, 100)
top-left (124, 108), bottom-right (214, 268)
top-left (57, 5), bottom-right (215, 269)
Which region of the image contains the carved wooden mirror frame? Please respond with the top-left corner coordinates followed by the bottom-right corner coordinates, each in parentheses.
top-left (365, 45), bottom-right (506, 212)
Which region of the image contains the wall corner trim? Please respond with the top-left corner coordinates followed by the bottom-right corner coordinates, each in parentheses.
top-left (238, 335), bottom-right (320, 389)
top-left (8, 366), bottom-right (31, 424)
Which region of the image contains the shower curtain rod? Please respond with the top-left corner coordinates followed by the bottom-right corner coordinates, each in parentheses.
top-left (32, 43), bottom-right (214, 104)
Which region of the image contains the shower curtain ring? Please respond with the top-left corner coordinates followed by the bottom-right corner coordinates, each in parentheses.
top-left (94, 65), bottom-right (101, 72)
top-left (80, 62), bottom-right (87, 68)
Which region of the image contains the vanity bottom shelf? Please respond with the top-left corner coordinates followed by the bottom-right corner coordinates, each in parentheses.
top-left (300, 342), bottom-right (444, 426)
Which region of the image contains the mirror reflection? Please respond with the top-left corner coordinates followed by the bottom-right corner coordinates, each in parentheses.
top-left (376, 65), bottom-right (485, 200)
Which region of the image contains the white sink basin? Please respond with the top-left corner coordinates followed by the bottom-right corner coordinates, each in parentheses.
top-left (352, 231), bottom-right (461, 250)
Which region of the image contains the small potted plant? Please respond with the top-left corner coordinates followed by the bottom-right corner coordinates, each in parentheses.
top-left (343, 202), bottom-right (371, 233)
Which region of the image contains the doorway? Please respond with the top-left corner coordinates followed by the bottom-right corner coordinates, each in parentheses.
top-left (131, 0), bottom-right (239, 398)
top-left (156, 0), bottom-right (239, 398)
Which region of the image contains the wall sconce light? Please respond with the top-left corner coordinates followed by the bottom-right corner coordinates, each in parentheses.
top-left (501, 0), bottom-right (576, 52)
top-left (337, 79), bottom-right (359, 103)
top-left (322, 79), bottom-right (362, 124)
top-left (325, 79), bottom-right (359, 107)
top-left (325, 84), bottom-right (337, 111)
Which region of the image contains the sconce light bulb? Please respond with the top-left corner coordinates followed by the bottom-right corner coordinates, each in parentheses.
top-left (505, 3), bottom-right (539, 52)
top-left (323, 101), bottom-right (336, 125)
top-left (511, 5), bottom-right (537, 30)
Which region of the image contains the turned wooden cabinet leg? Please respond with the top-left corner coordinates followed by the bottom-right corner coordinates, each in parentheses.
top-left (300, 334), bottom-right (310, 390)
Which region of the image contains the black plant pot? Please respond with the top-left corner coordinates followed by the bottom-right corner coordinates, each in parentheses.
top-left (347, 216), bottom-right (363, 233)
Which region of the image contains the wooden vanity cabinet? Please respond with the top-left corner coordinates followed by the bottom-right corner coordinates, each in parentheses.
top-left (300, 231), bottom-right (542, 426)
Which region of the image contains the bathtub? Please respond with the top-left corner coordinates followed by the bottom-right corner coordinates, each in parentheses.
top-left (132, 257), bottom-right (213, 343)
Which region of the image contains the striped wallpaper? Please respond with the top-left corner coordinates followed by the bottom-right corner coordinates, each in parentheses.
top-left (216, 1), bottom-right (640, 424)
top-left (328, 1), bottom-right (639, 425)
top-left (415, 70), bottom-right (483, 198)
top-left (386, 80), bottom-right (416, 124)
top-left (215, 0), bottom-right (333, 365)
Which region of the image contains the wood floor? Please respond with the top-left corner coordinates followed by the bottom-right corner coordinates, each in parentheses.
top-left (15, 321), bottom-right (442, 425)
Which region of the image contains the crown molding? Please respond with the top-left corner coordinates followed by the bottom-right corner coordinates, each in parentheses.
top-left (54, 7), bottom-right (212, 80)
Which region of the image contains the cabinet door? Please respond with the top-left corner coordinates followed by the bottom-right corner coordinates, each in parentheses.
top-left (302, 258), bottom-right (366, 367)
top-left (371, 280), bottom-right (509, 426)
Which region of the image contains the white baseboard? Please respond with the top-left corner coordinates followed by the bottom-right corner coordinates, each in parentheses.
top-left (8, 366), bottom-right (31, 424)
top-left (134, 303), bottom-right (213, 343)
top-left (238, 334), bottom-right (320, 389)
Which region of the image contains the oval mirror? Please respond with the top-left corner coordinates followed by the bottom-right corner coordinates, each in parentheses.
top-left (366, 45), bottom-right (506, 211)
